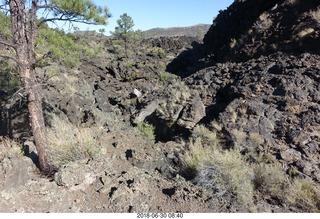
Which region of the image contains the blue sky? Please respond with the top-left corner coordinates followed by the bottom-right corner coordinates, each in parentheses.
top-left (75, 0), bottom-right (234, 34)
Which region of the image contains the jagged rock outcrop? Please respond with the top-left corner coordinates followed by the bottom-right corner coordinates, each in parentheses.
top-left (184, 52), bottom-right (320, 181)
top-left (203, 0), bottom-right (320, 62)
top-left (168, 0), bottom-right (320, 77)
top-left (167, 0), bottom-right (320, 183)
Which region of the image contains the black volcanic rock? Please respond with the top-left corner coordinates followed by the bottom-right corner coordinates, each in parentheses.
top-left (184, 52), bottom-right (320, 181)
top-left (168, 0), bottom-right (320, 77)
top-left (171, 0), bottom-right (320, 183)
top-left (203, 0), bottom-right (320, 62)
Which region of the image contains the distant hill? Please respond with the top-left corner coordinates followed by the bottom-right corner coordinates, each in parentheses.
top-left (144, 24), bottom-right (211, 38)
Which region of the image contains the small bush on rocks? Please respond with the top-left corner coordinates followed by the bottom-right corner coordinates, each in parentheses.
top-left (136, 121), bottom-right (155, 142)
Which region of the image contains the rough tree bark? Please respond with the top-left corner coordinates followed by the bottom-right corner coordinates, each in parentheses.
top-left (9, 0), bottom-right (53, 174)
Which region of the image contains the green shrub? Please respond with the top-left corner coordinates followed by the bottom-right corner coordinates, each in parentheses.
top-left (148, 47), bottom-right (166, 58)
top-left (0, 12), bottom-right (11, 38)
top-left (136, 121), bottom-right (155, 142)
top-left (157, 71), bottom-right (176, 83)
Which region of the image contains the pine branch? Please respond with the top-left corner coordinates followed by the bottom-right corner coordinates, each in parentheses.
top-left (39, 15), bottom-right (101, 26)
top-left (0, 39), bottom-right (16, 50)
top-left (0, 54), bottom-right (18, 63)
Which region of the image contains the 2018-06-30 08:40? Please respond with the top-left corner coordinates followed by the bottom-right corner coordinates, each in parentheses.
top-left (137, 213), bottom-right (183, 218)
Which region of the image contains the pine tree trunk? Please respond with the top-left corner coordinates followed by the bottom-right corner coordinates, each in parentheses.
top-left (9, 0), bottom-right (53, 174)
top-left (21, 64), bottom-right (51, 173)
top-left (124, 38), bottom-right (128, 58)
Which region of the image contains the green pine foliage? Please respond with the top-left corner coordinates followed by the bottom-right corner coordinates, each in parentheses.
top-left (49, 0), bottom-right (110, 24)
top-left (110, 13), bottom-right (135, 40)
top-left (37, 25), bottom-right (84, 68)
top-left (0, 12), bottom-right (11, 39)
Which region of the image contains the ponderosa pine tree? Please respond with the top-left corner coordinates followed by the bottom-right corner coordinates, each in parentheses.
top-left (0, 0), bottom-right (110, 175)
top-left (110, 13), bottom-right (135, 58)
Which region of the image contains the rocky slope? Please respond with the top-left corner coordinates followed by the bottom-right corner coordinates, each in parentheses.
top-left (0, 0), bottom-right (320, 213)
top-left (168, 0), bottom-right (320, 77)
top-left (179, 0), bottom-right (320, 183)
top-left (137, 0), bottom-right (320, 211)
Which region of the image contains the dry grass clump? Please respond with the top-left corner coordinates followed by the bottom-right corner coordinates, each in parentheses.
top-left (0, 136), bottom-right (22, 160)
top-left (248, 132), bottom-right (264, 146)
top-left (253, 163), bottom-right (289, 199)
top-left (157, 82), bottom-right (191, 119)
top-left (254, 12), bottom-right (273, 33)
top-left (287, 178), bottom-right (320, 212)
top-left (229, 130), bottom-right (266, 158)
top-left (296, 28), bottom-right (315, 40)
top-left (185, 125), bottom-right (254, 206)
top-left (47, 115), bottom-right (104, 166)
top-left (185, 137), bottom-right (212, 169)
top-left (254, 162), bottom-right (320, 212)
top-left (184, 124), bottom-right (320, 212)
top-left (192, 125), bottom-right (221, 150)
top-left (230, 129), bottom-right (247, 147)
top-left (210, 120), bottom-right (222, 131)
top-left (230, 130), bottom-right (265, 148)
top-left (192, 150), bottom-right (254, 206)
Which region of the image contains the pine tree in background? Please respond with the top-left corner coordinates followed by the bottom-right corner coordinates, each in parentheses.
top-left (110, 13), bottom-right (135, 58)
